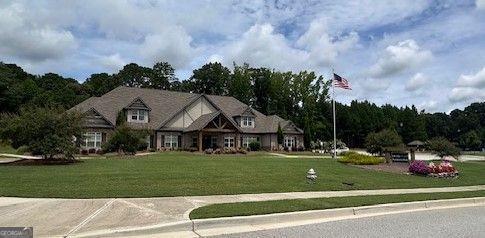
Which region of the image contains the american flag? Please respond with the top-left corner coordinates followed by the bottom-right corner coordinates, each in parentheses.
top-left (333, 73), bottom-right (351, 90)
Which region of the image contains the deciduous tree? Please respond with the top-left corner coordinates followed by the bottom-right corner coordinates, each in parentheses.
top-left (0, 107), bottom-right (84, 159)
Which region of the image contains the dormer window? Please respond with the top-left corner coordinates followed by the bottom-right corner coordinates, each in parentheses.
top-left (129, 109), bottom-right (148, 123)
top-left (125, 97), bottom-right (150, 123)
top-left (241, 116), bottom-right (254, 128)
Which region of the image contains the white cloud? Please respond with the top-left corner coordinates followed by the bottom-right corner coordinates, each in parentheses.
top-left (477, 0), bottom-right (485, 10)
top-left (139, 26), bottom-right (195, 68)
top-left (449, 67), bottom-right (485, 102)
top-left (405, 73), bottom-right (428, 91)
top-left (359, 78), bottom-right (391, 91)
top-left (455, 67), bottom-right (485, 88)
top-left (0, 3), bottom-right (77, 61)
top-left (418, 100), bottom-right (438, 112)
top-left (296, 19), bottom-right (359, 66)
top-left (212, 20), bottom-right (358, 72)
top-left (449, 87), bottom-right (485, 102)
top-left (207, 54), bottom-right (223, 63)
top-left (97, 53), bottom-right (125, 72)
top-left (211, 23), bottom-right (309, 72)
top-left (368, 40), bottom-right (432, 78)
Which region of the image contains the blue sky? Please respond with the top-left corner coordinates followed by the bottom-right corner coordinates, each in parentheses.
top-left (1, 0), bottom-right (484, 112)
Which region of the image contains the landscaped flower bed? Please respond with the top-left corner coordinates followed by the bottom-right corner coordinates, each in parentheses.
top-left (408, 160), bottom-right (458, 178)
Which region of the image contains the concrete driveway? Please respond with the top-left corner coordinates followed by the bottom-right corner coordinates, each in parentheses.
top-left (1, 185), bottom-right (485, 237)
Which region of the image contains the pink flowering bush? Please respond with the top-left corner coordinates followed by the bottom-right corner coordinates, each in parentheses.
top-left (410, 160), bottom-right (458, 177)
top-left (428, 161), bottom-right (457, 175)
top-left (409, 160), bottom-right (429, 175)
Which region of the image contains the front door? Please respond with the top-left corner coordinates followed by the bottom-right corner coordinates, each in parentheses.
top-left (202, 135), bottom-right (218, 150)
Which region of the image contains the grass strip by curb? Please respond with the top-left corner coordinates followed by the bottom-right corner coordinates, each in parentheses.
top-left (190, 190), bottom-right (485, 219)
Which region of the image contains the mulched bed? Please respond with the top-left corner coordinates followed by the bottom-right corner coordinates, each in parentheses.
top-left (353, 162), bottom-right (410, 174)
top-left (1, 159), bottom-right (83, 166)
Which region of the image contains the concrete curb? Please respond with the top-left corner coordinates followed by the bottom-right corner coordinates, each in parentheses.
top-left (69, 197), bottom-right (485, 237)
top-left (69, 220), bottom-right (194, 238)
top-left (192, 207), bottom-right (355, 230)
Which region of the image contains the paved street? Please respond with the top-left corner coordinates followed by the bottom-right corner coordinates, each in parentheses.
top-left (216, 206), bottom-right (485, 238)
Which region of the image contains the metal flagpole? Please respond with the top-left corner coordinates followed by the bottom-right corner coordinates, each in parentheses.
top-left (332, 68), bottom-right (337, 159)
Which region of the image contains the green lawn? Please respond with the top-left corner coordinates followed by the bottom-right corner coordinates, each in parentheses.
top-left (0, 152), bottom-right (484, 198)
top-left (190, 191), bottom-right (485, 219)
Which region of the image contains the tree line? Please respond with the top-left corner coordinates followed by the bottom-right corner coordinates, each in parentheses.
top-left (1, 61), bottom-right (484, 150)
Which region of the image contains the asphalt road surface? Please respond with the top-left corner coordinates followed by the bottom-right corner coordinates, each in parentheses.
top-left (213, 206), bottom-right (485, 238)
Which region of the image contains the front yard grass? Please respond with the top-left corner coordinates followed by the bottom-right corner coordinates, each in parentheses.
top-left (0, 152), bottom-right (484, 198)
top-left (190, 190), bottom-right (485, 219)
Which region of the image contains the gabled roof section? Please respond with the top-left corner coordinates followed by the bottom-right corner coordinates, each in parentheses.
top-left (283, 121), bottom-right (304, 134)
top-left (205, 95), bottom-right (302, 134)
top-left (157, 94), bottom-right (203, 129)
top-left (83, 108), bottom-right (115, 128)
top-left (70, 86), bottom-right (198, 130)
top-left (238, 106), bottom-right (256, 117)
top-left (183, 111), bottom-right (220, 132)
top-left (125, 97), bottom-right (151, 111)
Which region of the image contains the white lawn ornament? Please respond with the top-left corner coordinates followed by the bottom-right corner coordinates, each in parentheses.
top-left (307, 168), bottom-right (317, 183)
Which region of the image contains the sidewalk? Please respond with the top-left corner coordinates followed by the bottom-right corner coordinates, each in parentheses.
top-left (1, 185), bottom-right (484, 237)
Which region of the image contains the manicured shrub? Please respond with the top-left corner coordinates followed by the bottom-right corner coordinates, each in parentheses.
top-left (88, 148), bottom-right (97, 154)
top-left (338, 153), bottom-right (384, 165)
top-left (102, 125), bottom-right (148, 155)
top-left (277, 123), bottom-right (283, 146)
top-left (187, 147), bottom-right (198, 152)
top-left (223, 148), bottom-right (237, 154)
top-left (80, 149), bottom-right (88, 155)
top-left (339, 151), bottom-right (358, 156)
top-left (248, 141), bottom-right (261, 151)
top-left (409, 160), bottom-right (429, 175)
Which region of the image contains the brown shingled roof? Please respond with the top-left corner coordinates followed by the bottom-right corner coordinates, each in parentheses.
top-left (71, 86), bottom-right (302, 134)
top-left (183, 111), bottom-right (220, 132)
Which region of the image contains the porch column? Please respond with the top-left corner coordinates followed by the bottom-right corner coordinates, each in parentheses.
top-left (198, 131), bottom-right (203, 152)
top-left (235, 132), bottom-right (240, 149)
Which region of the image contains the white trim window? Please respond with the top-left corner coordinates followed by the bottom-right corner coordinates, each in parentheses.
top-left (284, 137), bottom-right (295, 148)
top-left (224, 137), bottom-right (234, 148)
top-left (164, 135), bottom-right (178, 148)
top-left (241, 116), bottom-right (254, 128)
top-left (83, 132), bottom-right (102, 149)
top-left (130, 109), bottom-right (147, 122)
top-left (242, 137), bottom-right (258, 148)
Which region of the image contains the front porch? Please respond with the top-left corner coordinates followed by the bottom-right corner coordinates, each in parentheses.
top-left (193, 113), bottom-right (241, 152)
top-left (156, 112), bottom-right (241, 152)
